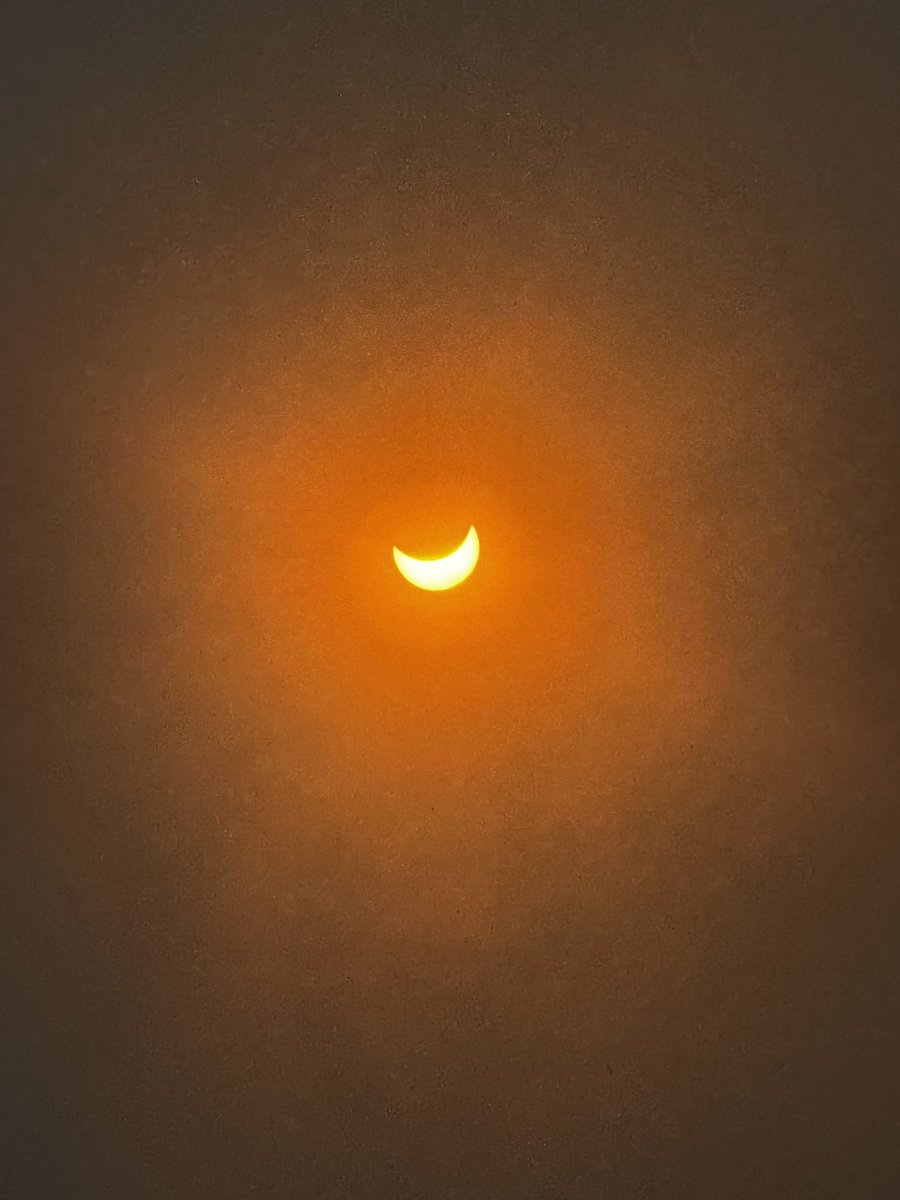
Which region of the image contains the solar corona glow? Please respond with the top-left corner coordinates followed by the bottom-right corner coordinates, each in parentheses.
top-left (392, 524), bottom-right (480, 591)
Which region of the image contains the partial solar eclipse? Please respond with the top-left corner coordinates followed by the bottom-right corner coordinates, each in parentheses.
top-left (392, 525), bottom-right (480, 591)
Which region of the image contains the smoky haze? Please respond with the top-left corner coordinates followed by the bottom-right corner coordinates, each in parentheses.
top-left (2, 2), bottom-right (898, 1197)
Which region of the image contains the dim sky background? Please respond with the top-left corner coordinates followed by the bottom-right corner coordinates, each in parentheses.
top-left (2, 2), bottom-right (899, 1197)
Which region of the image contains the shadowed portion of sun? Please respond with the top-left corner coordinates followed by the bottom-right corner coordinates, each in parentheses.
top-left (393, 525), bottom-right (480, 591)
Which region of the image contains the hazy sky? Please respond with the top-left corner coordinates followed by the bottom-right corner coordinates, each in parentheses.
top-left (3, 2), bottom-right (898, 1196)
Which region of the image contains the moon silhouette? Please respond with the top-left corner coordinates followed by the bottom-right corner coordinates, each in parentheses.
top-left (392, 525), bottom-right (480, 591)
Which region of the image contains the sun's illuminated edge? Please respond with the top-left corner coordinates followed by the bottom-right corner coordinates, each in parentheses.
top-left (392, 525), bottom-right (480, 591)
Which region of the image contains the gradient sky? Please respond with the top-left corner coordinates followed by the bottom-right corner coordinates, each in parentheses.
top-left (3, 2), bottom-right (899, 1196)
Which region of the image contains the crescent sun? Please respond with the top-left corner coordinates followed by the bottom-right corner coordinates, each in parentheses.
top-left (392, 525), bottom-right (480, 591)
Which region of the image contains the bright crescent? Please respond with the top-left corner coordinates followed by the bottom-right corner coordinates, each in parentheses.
top-left (392, 525), bottom-right (480, 591)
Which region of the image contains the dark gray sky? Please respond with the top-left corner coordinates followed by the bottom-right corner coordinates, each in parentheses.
top-left (2, 2), bottom-right (899, 1197)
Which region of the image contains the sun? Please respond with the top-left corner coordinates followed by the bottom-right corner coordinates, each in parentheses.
top-left (392, 525), bottom-right (480, 591)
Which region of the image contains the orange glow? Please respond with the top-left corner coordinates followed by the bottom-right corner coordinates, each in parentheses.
top-left (393, 525), bottom-right (480, 591)
top-left (143, 311), bottom-right (725, 809)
